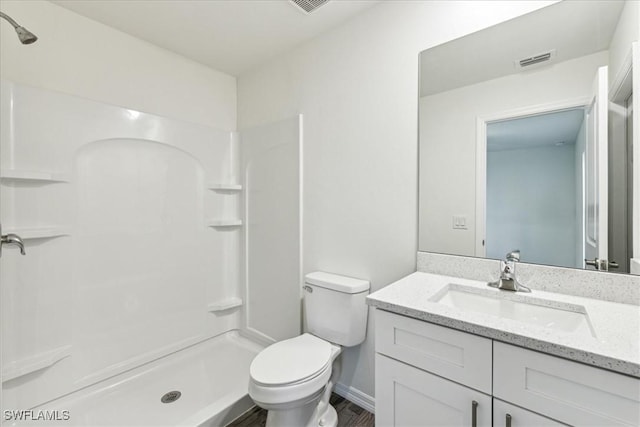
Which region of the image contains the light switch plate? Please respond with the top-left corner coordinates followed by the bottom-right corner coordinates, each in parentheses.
top-left (452, 215), bottom-right (467, 229)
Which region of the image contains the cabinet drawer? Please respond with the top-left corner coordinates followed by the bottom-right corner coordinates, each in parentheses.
top-left (375, 353), bottom-right (491, 427)
top-left (493, 342), bottom-right (640, 426)
top-left (375, 309), bottom-right (492, 393)
top-left (493, 399), bottom-right (567, 426)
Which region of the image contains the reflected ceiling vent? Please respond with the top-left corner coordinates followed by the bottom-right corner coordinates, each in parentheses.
top-left (515, 49), bottom-right (557, 69)
top-left (290, 0), bottom-right (330, 13)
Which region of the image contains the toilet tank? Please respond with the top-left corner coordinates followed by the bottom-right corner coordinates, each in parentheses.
top-left (303, 272), bottom-right (370, 347)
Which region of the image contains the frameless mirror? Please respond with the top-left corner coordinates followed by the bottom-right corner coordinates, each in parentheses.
top-left (418, 0), bottom-right (637, 274)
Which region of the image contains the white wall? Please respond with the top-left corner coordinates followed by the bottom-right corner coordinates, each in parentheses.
top-left (419, 51), bottom-right (608, 257)
top-left (608, 0), bottom-right (639, 86)
top-left (486, 144), bottom-right (577, 268)
top-left (238, 0), bottom-right (555, 401)
top-left (0, 0), bottom-right (236, 130)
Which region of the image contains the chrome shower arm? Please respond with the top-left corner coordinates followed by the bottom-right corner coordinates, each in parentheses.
top-left (0, 11), bottom-right (38, 44)
top-left (0, 11), bottom-right (20, 28)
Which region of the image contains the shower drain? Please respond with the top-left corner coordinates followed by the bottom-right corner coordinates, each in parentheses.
top-left (161, 391), bottom-right (181, 403)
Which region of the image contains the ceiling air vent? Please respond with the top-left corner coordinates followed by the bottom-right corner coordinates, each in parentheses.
top-left (290, 0), bottom-right (330, 13)
top-left (515, 49), bottom-right (557, 69)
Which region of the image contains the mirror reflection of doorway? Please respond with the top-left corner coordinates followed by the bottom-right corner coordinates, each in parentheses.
top-left (485, 108), bottom-right (586, 269)
top-left (484, 96), bottom-right (634, 273)
top-left (482, 67), bottom-right (620, 272)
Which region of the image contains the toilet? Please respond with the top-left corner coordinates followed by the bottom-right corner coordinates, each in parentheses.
top-left (248, 271), bottom-right (370, 427)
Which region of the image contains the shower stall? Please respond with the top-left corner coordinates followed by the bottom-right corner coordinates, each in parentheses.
top-left (0, 80), bottom-right (302, 425)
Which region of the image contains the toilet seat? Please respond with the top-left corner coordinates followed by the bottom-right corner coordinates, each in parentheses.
top-left (249, 334), bottom-right (336, 405)
top-left (250, 333), bottom-right (332, 386)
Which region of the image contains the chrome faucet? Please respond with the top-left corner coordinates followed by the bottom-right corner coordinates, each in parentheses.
top-left (488, 250), bottom-right (530, 292)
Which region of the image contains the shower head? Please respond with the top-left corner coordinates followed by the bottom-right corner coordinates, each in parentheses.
top-left (0, 12), bottom-right (38, 45)
top-left (14, 26), bottom-right (38, 44)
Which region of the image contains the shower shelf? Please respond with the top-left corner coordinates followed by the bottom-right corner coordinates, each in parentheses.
top-left (2, 344), bottom-right (72, 383)
top-left (0, 169), bottom-right (70, 183)
top-left (208, 183), bottom-right (242, 191)
top-left (208, 297), bottom-right (243, 312)
top-left (5, 226), bottom-right (70, 240)
top-left (207, 219), bottom-right (242, 228)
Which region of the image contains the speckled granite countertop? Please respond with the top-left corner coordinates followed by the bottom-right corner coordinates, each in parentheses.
top-left (367, 272), bottom-right (640, 378)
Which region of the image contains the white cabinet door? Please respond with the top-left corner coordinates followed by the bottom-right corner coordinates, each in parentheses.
top-left (375, 354), bottom-right (491, 427)
top-left (493, 399), bottom-right (568, 427)
top-left (375, 309), bottom-right (492, 393)
top-left (493, 342), bottom-right (640, 426)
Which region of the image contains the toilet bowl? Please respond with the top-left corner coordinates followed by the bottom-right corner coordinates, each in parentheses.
top-left (248, 272), bottom-right (370, 427)
top-left (249, 334), bottom-right (341, 427)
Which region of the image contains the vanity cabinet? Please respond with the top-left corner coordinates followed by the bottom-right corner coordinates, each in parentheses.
top-left (374, 309), bottom-right (640, 427)
top-left (375, 309), bottom-right (492, 426)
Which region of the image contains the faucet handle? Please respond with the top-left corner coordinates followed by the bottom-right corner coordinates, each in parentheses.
top-left (501, 260), bottom-right (513, 274)
top-left (489, 250), bottom-right (530, 293)
top-left (506, 250), bottom-right (520, 262)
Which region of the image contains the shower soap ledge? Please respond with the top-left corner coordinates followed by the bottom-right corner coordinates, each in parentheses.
top-left (208, 297), bottom-right (243, 312)
top-left (5, 226), bottom-right (70, 240)
top-left (207, 219), bottom-right (242, 227)
top-left (208, 183), bottom-right (242, 191)
top-left (2, 345), bottom-right (72, 382)
top-left (0, 169), bottom-right (70, 182)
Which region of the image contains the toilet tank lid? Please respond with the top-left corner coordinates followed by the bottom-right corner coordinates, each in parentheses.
top-left (304, 271), bottom-right (370, 293)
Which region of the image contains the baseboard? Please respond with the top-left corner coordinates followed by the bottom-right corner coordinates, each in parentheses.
top-left (334, 382), bottom-right (375, 414)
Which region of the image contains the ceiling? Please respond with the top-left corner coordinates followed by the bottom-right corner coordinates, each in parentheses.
top-left (487, 108), bottom-right (585, 152)
top-left (420, 0), bottom-right (625, 97)
top-left (51, 0), bottom-right (380, 76)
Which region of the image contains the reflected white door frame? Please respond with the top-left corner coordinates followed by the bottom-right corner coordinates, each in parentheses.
top-left (583, 66), bottom-right (609, 268)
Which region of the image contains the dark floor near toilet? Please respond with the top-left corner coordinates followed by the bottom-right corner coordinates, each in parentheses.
top-left (227, 393), bottom-right (375, 427)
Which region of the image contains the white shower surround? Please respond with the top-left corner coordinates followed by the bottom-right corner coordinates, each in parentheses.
top-left (241, 116), bottom-right (303, 344)
top-left (0, 81), bottom-right (295, 421)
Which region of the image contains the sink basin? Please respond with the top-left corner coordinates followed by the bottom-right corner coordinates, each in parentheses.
top-left (431, 284), bottom-right (595, 337)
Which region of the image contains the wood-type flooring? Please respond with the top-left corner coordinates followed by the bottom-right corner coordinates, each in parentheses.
top-left (227, 393), bottom-right (375, 427)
